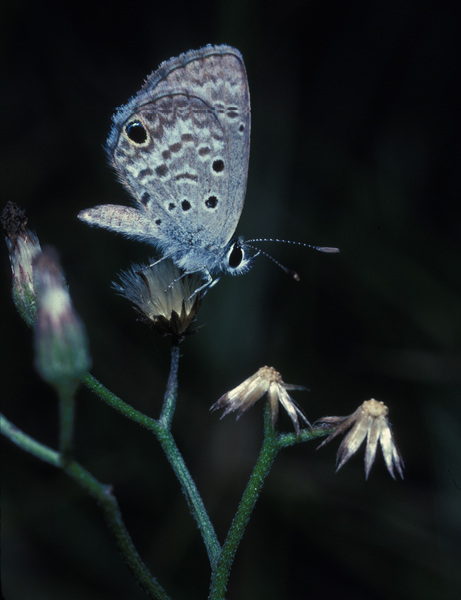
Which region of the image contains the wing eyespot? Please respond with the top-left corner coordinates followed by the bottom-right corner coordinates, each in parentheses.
top-left (125, 120), bottom-right (149, 146)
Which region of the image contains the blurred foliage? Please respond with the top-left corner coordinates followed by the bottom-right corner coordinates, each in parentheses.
top-left (1, 1), bottom-right (460, 599)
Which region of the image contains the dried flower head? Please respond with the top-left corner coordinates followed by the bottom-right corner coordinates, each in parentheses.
top-left (211, 366), bottom-right (311, 434)
top-left (1, 201), bottom-right (42, 326)
top-left (113, 259), bottom-right (203, 339)
top-left (33, 248), bottom-right (91, 394)
top-left (317, 399), bottom-right (404, 479)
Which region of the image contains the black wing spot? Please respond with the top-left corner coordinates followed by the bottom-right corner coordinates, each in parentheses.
top-left (205, 196), bottom-right (218, 209)
top-left (181, 200), bottom-right (191, 211)
top-left (125, 121), bottom-right (148, 144)
top-left (212, 159), bottom-right (224, 173)
top-left (155, 218), bottom-right (162, 225)
top-left (168, 203), bottom-right (176, 211)
top-left (239, 124), bottom-right (245, 132)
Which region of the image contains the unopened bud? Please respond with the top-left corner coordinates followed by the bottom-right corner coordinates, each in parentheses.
top-left (33, 248), bottom-right (91, 395)
top-left (1, 202), bottom-right (41, 326)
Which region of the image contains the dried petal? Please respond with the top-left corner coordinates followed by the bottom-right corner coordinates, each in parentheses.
top-left (317, 399), bottom-right (404, 479)
top-left (114, 259), bottom-right (203, 338)
top-left (212, 366), bottom-right (310, 433)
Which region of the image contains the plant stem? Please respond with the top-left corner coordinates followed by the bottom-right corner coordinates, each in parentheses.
top-left (156, 426), bottom-right (221, 567)
top-left (276, 424), bottom-right (333, 449)
top-left (209, 406), bottom-right (279, 599)
top-left (64, 461), bottom-right (171, 600)
top-left (1, 413), bottom-right (60, 466)
top-left (208, 413), bottom-right (335, 598)
top-left (83, 373), bottom-right (161, 434)
top-left (58, 387), bottom-right (75, 465)
top-left (0, 413), bottom-right (170, 600)
top-left (159, 343), bottom-right (180, 428)
top-left (83, 367), bottom-right (221, 567)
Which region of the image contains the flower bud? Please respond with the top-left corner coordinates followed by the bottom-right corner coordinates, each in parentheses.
top-left (1, 202), bottom-right (41, 326)
top-left (33, 248), bottom-right (91, 395)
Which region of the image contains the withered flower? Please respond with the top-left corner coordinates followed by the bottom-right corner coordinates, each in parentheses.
top-left (317, 399), bottom-right (404, 479)
top-left (1, 202), bottom-right (41, 326)
top-left (113, 259), bottom-right (203, 339)
top-left (211, 366), bottom-right (311, 434)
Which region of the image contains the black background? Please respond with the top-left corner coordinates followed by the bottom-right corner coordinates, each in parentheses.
top-left (1, 1), bottom-right (460, 599)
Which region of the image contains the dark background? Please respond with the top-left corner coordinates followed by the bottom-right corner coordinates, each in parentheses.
top-left (1, 1), bottom-right (460, 598)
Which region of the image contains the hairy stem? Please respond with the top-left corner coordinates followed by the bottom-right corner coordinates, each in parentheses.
top-left (84, 357), bottom-right (221, 567)
top-left (64, 461), bottom-right (171, 599)
top-left (156, 427), bottom-right (221, 566)
top-left (1, 413), bottom-right (60, 466)
top-left (83, 373), bottom-right (161, 434)
top-left (209, 406), bottom-right (279, 599)
top-left (0, 414), bottom-right (170, 600)
top-left (208, 412), bottom-right (334, 598)
top-left (276, 424), bottom-right (333, 449)
top-left (159, 343), bottom-right (180, 428)
top-left (58, 387), bottom-right (75, 465)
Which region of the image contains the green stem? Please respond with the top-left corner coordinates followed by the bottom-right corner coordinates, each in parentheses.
top-left (276, 424), bottom-right (333, 449)
top-left (83, 373), bottom-right (161, 434)
top-left (208, 414), bottom-right (336, 599)
top-left (159, 343), bottom-right (180, 428)
top-left (64, 461), bottom-right (170, 600)
top-left (83, 368), bottom-right (221, 567)
top-left (209, 406), bottom-right (279, 599)
top-left (157, 344), bottom-right (221, 564)
top-left (0, 413), bottom-right (170, 600)
top-left (1, 413), bottom-right (60, 466)
top-left (58, 387), bottom-right (75, 465)
top-left (156, 426), bottom-right (221, 567)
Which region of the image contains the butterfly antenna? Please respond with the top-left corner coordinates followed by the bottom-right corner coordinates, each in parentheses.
top-left (246, 243), bottom-right (301, 281)
top-left (246, 238), bottom-right (340, 254)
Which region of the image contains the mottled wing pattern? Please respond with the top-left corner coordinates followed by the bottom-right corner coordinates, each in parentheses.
top-left (106, 45), bottom-right (250, 251)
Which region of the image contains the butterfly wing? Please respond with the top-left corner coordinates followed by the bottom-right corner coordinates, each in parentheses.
top-left (80, 45), bottom-right (250, 268)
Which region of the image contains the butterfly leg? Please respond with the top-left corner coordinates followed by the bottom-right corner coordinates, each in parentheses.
top-left (185, 270), bottom-right (221, 300)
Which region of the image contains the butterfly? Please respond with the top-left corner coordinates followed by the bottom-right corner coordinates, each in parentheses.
top-left (79, 45), bottom-right (253, 293)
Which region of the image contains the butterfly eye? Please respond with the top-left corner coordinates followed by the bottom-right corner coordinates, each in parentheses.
top-left (225, 239), bottom-right (253, 276)
top-left (125, 120), bottom-right (149, 145)
top-left (228, 243), bottom-right (244, 269)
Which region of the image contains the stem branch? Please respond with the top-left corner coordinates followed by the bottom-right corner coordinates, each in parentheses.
top-left (209, 406), bottom-right (279, 599)
top-left (83, 352), bottom-right (221, 568)
top-left (1, 413), bottom-right (170, 600)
